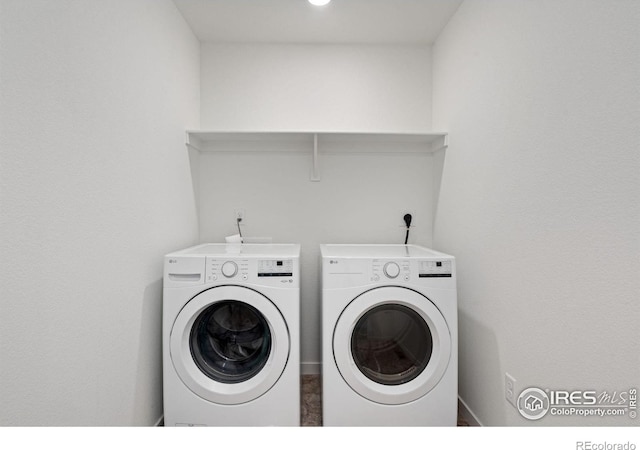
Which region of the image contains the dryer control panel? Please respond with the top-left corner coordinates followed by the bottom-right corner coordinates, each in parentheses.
top-left (370, 259), bottom-right (452, 280)
top-left (419, 260), bottom-right (453, 278)
top-left (321, 244), bottom-right (455, 289)
top-left (372, 260), bottom-right (411, 281)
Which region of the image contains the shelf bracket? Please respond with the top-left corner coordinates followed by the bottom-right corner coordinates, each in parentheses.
top-left (185, 131), bottom-right (202, 152)
top-left (311, 133), bottom-right (320, 182)
top-left (431, 134), bottom-right (449, 152)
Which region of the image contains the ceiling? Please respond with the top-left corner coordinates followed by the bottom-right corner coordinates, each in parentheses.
top-left (172, 0), bottom-right (463, 45)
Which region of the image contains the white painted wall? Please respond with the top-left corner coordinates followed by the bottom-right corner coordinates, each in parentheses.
top-left (198, 44), bottom-right (434, 368)
top-left (0, 0), bottom-right (200, 425)
top-left (200, 43), bottom-right (431, 132)
top-left (433, 0), bottom-right (640, 426)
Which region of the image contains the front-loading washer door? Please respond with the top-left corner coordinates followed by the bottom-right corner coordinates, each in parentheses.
top-left (333, 286), bottom-right (451, 405)
top-left (170, 285), bottom-right (290, 405)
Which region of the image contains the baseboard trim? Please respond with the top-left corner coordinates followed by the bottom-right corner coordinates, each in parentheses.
top-left (301, 362), bottom-right (321, 375)
top-left (458, 396), bottom-right (482, 426)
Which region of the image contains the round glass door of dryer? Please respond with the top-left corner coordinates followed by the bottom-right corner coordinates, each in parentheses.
top-left (351, 304), bottom-right (433, 386)
top-left (170, 286), bottom-right (290, 405)
top-left (333, 286), bottom-right (451, 405)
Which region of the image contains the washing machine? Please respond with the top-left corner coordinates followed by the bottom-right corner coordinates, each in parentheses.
top-left (321, 244), bottom-right (457, 426)
top-left (163, 243), bottom-right (300, 426)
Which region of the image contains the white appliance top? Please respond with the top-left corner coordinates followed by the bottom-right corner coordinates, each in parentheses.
top-left (167, 243), bottom-right (300, 258)
top-left (320, 244), bottom-right (452, 259)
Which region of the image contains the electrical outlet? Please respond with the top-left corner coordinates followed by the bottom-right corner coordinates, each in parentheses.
top-left (398, 211), bottom-right (414, 227)
top-left (505, 373), bottom-right (517, 407)
top-left (234, 208), bottom-right (245, 223)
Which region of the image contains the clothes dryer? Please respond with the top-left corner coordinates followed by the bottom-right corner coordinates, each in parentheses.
top-left (163, 243), bottom-right (300, 426)
top-left (321, 244), bottom-right (457, 426)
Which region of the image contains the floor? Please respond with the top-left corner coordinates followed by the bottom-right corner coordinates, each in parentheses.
top-left (300, 375), bottom-right (470, 426)
top-left (301, 375), bottom-right (323, 426)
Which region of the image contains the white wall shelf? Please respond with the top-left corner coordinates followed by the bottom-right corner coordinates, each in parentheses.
top-left (185, 130), bottom-right (449, 182)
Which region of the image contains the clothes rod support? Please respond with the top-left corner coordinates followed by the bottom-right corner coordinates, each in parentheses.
top-left (311, 133), bottom-right (320, 181)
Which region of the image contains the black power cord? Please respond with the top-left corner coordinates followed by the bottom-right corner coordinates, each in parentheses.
top-left (236, 217), bottom-right (244, 243)
top-left (403, 214), bottom-right (412, 244)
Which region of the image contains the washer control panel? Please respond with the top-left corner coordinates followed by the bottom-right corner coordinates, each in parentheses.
top-left (257, 259), bottom-right (294, 277)
top-left (206, 259), bottom-right (250, 282)
top-left (205, 258), bottom-right (296, 284)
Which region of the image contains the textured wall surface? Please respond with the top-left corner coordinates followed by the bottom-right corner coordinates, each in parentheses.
top-left (433, 0), bottom-right (640, 426)
top-left (0, 0), bottom-right (200, 425)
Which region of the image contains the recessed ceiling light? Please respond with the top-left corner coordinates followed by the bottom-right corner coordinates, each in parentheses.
top-left (308, 0), bottom-right (331, 6)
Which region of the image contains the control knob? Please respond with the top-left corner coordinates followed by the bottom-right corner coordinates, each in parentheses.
top-left (221, 261), bottom-right (238, 278)
top-left (383, 262), bottom-right (400, 279)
